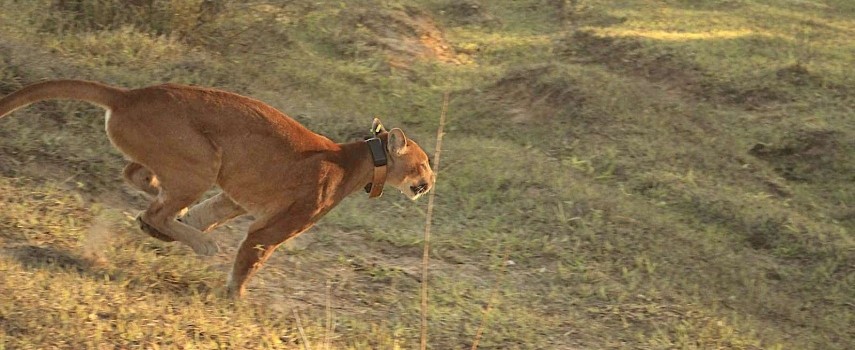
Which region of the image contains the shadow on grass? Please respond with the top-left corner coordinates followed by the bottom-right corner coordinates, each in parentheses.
top-left (8, 245), bottom-right (93, 273)
top-left (7, 243), bottom-right (215, 297)
top-left (0, 314), bottom-right (30, 338)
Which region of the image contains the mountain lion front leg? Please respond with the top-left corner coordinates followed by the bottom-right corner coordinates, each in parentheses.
top-left (228, 211), bottom-right (316, 298)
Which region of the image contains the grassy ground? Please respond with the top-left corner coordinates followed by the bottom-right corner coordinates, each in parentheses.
top-left (1, 0), bottom-right (853, 348)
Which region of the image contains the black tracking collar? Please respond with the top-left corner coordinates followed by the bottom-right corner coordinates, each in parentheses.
top-left (364, 137), bottom-right (388, 198)
top-left (365, 137), bottom-right (387, 167)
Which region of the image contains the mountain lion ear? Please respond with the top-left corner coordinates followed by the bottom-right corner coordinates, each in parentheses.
top-left (387, 128), bottom-right (408, 155)
top-left (371, 117), bottom-right (387, 135)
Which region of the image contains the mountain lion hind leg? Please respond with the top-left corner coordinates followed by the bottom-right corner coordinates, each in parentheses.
top-left (136, 167), bottom-right (220, 256)
top-left (123, 162), bottom-right (159, 196)
top-left (178, 192), bottom-right (246, 233)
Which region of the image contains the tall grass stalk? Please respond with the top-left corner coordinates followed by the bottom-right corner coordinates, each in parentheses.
top-left (324, 280), bottom-right (335, 350)
top-left (294, 310), bottom-right (312, 350)
top-left (420, 92), bottom-right (450, 350)
top-left (471, 247), bottom-right (510, 350)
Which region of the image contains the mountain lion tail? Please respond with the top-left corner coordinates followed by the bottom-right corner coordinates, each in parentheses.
top-left (0, 79), bottom-right (127, 118)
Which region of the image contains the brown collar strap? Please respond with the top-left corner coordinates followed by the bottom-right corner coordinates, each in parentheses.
top-left (365, 137), bottom-right (388, 198)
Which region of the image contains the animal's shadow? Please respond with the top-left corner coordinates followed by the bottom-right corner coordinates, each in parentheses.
top-left (9, 244), bottom-right (92, 272)
top-left (7, 244), bottom-right (216, 298)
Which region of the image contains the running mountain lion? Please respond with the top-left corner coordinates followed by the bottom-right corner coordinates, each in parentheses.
top-left (0, 80), bottom-right (435, 298)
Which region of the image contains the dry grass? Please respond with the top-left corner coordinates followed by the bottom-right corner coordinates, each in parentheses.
top-left (1, 0), bottom-right (853, 349)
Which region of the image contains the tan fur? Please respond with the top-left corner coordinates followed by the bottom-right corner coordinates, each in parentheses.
top-left (0, 79), bottom-right (434, 297)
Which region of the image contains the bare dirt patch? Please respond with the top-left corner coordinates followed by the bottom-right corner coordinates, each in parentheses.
top-left (749, 129), bottom-right (851, 182)
top-left (436, 0), bottom-right (500, 27)
top-left (333, 6), bottom-right (462, 69)
top-left (485, 63), bottom-right (586, 124)
top-left (561, 31), bottom-right (703, 87)
top-left (559, 31), bottom-right (835, 109)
